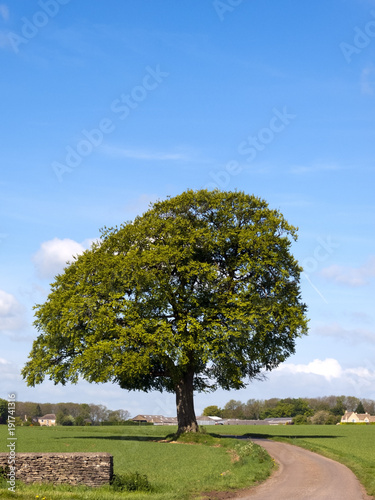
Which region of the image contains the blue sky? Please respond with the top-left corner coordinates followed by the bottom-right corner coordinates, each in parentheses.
top-left (1, 0), bottom-right (375, 417)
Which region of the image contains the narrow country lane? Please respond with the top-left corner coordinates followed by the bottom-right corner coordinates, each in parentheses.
top-left (234, 439), bottom-right (374, 500)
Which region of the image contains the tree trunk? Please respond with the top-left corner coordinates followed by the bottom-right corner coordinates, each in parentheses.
top-left (175, 369), bottom-right (199, 434)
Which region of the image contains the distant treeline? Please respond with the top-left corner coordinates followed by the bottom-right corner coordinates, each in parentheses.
top-left (0, 399), bottom-right (131, 426)
top-left (203, 396), bottom-right (375, 425)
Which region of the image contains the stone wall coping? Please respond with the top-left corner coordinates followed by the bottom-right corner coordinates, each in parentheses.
top-left (0, 452), bottom-right (111, 457)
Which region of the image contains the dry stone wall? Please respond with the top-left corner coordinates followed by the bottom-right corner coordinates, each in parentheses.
top-left (0, 452), bottom-right (113, 487)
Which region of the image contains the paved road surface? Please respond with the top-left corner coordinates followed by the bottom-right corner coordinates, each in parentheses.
top-left (234, 438), bottom-right (373, 500)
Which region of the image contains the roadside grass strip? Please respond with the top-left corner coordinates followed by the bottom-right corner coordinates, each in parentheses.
top-left (213, 424), bottom-right (375, 497)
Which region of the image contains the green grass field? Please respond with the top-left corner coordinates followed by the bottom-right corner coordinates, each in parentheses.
top-left (0, 425), bottom-right (274, 499)
top-left (2, 424), bottom-right (374, 499)
top-left (213, 424), bottom-right (375, 497)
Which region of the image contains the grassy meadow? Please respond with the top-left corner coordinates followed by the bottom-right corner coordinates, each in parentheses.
top-left (214, 424), bottom-right (375, 497)
top-left (2, 423), bottom-right (374, 499)
top-left (0, 425), bottom-right (274, 500)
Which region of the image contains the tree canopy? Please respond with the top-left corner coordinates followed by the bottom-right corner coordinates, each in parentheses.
top-left (355, 401), bottom-right (366, 414)
top-left (22, 190), bottom-right (308, 433)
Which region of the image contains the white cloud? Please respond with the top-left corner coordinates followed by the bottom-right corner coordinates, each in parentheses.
top-left (0, 290), bottom-right (27, 334)
top-left (276, 358), bottom-right (343, 381)
top-left (320, 256), bottom-right (375, 287)
top-left (0, 4), bottom-right (9, 22)
top-left (32, 237), bottom-right (92, 279)
top-left (275, 358), bottom-right (375, 392)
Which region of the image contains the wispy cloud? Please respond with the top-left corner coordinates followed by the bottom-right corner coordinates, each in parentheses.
top-left (289, 162), bottom-right (341, 175)
top-left (0, 357), bottom-right (20, 381)
top-left (315, 322), bottom-right (375, 344)
top-left (0, 290), bottom-right (27, 334)
top-left (320, 256), bottom-right (375, 287)
top-left (0, 4), bottom-right (9, 22)
top-left (101, 145), bottom-right (188, 161)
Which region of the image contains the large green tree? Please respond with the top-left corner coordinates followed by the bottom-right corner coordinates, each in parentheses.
top-left (22, 190), bottom-right (308, 434)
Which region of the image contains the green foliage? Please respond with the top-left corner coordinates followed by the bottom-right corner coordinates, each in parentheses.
top-left (233, 441), bottom-right (255, 459)
top-left (0, 399), bottom-right (7, 424)
top-left (0, 466), bottom-right (9, 489)
top-left (22, 190), bottom-right (308, 431)
top-left (293, 414), bottom-right (310, 425)
top-left (56, 411), bottom-right (75, 426)
top-left (261, 398), bottom-right (313, 419)
top-left (310, 410), bottom-right (337, 425)
top-left (111, 471), bottom-right (152, 492)
top-left (202, 405), bottom-right (223, 417)
top-left (331, 396), bottom-right (346, 416)
top-left (222, 399), bottom-right (245, 419)
top-left (14, 416), bottom-right (24, 426)
top-left (355, 401), bottom-right (366, 414)
top-left (74, 415), bottom-right (85, 426)
top-left (0, 464), bottom-right (10, 479)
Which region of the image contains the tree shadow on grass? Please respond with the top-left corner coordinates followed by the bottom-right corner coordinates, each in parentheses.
top-left (240, 432), bottom-right (340, 440)
top-left (53, 431), bottom-right (340, 443)
top-left (53, 435), bottom-right (161, 442)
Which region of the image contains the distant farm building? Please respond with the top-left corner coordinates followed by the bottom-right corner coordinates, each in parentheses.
top-left (132, 415), bottom-right (293, 426)
top-left (341, 411), bottom-right (375, 424)
top-left (196, 416), bottom-right (224, 425)
top-left (222, 417), bottom-right (293, 425)
top-left (131, 415), bottom-right (177, 425)
top-left (37, 414), bottom-right (57, 426)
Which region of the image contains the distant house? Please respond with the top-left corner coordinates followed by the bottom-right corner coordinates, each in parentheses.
top-left (37, 414), bottom-right (57, 426)
top-left (131, 415), bottom-right (177, 425)
top-left (341, 411), bottom-right (375, 424)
